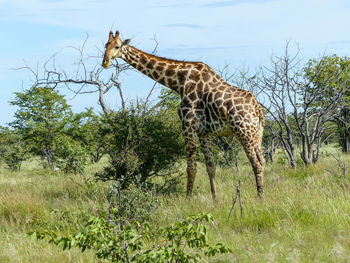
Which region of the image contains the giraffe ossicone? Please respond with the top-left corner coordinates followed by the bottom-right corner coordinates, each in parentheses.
top-left (102, 30), bottom-right (265, 199)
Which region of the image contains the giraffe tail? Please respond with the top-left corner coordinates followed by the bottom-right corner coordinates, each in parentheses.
top-left (257, 103), bottom-right (265, 129)
top-left (259, 115), bottom-right (265, 129)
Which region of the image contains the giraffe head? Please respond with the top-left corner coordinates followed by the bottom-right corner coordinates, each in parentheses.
top-left (102, 30), bottom-right (130, 68)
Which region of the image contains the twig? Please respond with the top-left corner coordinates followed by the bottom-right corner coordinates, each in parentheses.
top-left (326, 151), bottom-right (348, 178)
top-left (227, 179), bottom-right (243, 222)
top-left (213, 137), bottom-right (244, 222)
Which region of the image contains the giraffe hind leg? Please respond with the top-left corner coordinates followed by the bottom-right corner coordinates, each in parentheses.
top-left (231, 116), bottom-right (265, 197)
top-left (241, 140), bottom-right (264, 197)
top-left (254, 145), bottom-right (264, 197)
top-left (255, 124), bottom-right (265, 168)
top-left (254, 129), bottom-right (265, 196)
top-left (255, 143), bottom-right (265, 170)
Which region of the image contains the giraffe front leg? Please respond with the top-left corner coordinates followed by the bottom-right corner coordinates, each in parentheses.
top-left (184, 132), bottom-right (197, 199)
top-left (199, 137), bottom-right (217, 200)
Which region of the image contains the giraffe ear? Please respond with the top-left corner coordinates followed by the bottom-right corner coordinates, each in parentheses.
top-left (122, 39), bottom-right (131, 45)
top-left (108, 31), bottom-right (113, 41)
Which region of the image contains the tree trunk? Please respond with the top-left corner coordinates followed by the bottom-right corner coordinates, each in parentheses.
top-left (339, 108), bottom-right (350, 153)
top-left (341, 127), bottom-right (350, 153)
top-left (279, 132), bottom-right (296, 169)
top-left (312, 135), bottom-right (322, 163)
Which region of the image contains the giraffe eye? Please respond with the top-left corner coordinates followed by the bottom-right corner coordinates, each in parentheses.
top-left (115, 45), bottom-right (120, 49)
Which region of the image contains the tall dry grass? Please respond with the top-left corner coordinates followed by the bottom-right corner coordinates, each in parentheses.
top-left (0, 150), bottom-right (349, 262)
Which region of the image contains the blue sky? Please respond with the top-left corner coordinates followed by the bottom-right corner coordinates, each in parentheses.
top-left (1, 0), bottom-right (350, 125)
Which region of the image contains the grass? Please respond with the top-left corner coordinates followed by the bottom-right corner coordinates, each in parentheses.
top-left (0, 151), bottom-right (350, 262)
top-left (0, 158), bottom-right (108, 263)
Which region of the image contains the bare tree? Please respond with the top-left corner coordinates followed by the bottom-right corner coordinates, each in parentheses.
top-left (262, 121), bottom-right (280, 164)
top-left (253, 42), bottom-right (348, 167)
top-left (16, 35), bottom-right (131, 115)
top-left (326, 151), bottom-right (349, 178)
top-left (294, 63), bottom-right (347, 165)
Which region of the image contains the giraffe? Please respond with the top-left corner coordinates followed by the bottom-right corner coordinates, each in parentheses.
top-left (102, 30), bottom-right (265, 199)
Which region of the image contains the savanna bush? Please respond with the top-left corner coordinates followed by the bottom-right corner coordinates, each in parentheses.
top-left (30, 212), bottom-right (231, 263)
top-left (96, 105), bottom-right (185, 188)
top-left (53, 135), bottom-right (89, 174)
top-left (0, 127), bottom-right (29, 171)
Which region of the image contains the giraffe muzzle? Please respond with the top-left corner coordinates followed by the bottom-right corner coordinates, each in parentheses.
top-left (102, 59), bottom-right (110, 68)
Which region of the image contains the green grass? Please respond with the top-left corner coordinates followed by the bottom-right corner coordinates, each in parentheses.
top-left (1, 152), bottom-right (350, 262)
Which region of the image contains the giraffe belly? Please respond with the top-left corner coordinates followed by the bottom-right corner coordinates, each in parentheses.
top-left (195, 108), bottom-right (233, 137)
top-left (198, 120), bottom-right (233, 136)
top-left (212, 123), bottom-right (233, 136)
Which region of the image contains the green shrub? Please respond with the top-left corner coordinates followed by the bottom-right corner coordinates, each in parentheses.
top-left (53, 135), bottom-right (89, 174)
top-left (96, 105), bottom-right (185, 187)
top-left (9, 86), bottom-right (72, 165)
top-left (30, 213), bottom-right (231, 262)
top-left (0, 127), bottom-right (29, 171)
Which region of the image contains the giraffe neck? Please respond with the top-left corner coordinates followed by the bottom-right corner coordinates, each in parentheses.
top-left (120, 45), bottom-right (191, 94)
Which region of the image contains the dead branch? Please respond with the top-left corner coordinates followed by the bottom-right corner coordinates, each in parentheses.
top-left (14, 35), bottom-right (132, 115)
top-left (326, 151), bottom-right (348, 178)
top-left (212, 137), bottom-right (243, 221)
top-left (252, 41), bottom-right (348, 167)
top-left (227, 179), bottom-right (243, 222)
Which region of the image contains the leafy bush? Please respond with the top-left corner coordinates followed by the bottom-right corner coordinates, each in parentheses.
top-left (53, 135), bottom-right (89, 174)
top-left (9, 88), bottom-right (100, 173)
top-left (9, 86), bottom-right (72, 165)
top-left (30, 213), bottom-right (231, 262)
top-left (66, 108), bottom-right (104, 163)
top-left (0, 127), bottom-right (29, 171)
top-left (96, 105), bottom-right (185, 187)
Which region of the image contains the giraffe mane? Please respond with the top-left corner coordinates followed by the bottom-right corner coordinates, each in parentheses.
top-left (130, 46), bottom-right (203, 65)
